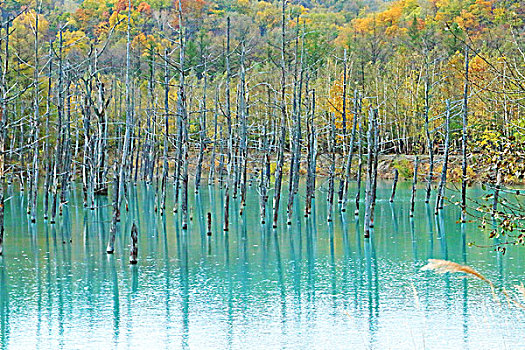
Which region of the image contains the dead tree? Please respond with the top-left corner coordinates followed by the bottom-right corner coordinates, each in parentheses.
top-left (460, 45), bottom-right (469, 223)
top-left (410, 156), bottom-right (419, 218)
top-left (390, 169), bottom-right (398, 203)
top-left (129, 223), bottom-right (138, 264)
top-left (272, 0), bottom-right (287, 229)
top-left (435, 100), bottom-right (450, 215)
top-left (364, 108), bottom-right (376, 237)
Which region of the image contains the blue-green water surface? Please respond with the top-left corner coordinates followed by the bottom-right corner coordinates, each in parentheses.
top-left (0, 181), bottom-right (524, 349)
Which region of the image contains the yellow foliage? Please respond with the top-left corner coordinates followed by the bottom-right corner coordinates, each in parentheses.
top-left (59, 30), bottom-right (90, 56)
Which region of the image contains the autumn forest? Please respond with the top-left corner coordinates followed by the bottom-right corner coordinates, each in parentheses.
top-left (1, 0), bottom-right (525, 251)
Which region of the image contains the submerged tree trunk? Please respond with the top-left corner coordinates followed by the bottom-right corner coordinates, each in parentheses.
top-left (305, 88), bottom-right (316, 217)
top-left (341, 91), bottom-right (359, 211)
top-left (327, 113), bottom-right (336, 222)
top-left (410, 157), bottom-right (419, 218)
top-left (435, 100), bottom-right (450, 215)
top-left (0, 18), bottom-right (9, 254)
top-left (28, 8), bottom-right (40, 223)
top-left (390, 169), bottom-right (398, 203)
top-left (461, 46), bottom-right (469, 223)
top-left (354, 114), bottom-right (362, 216)
top-left (108, 0), bottom-right (132, 251)
top-left (272, 0), bottom-right (287, 229)
top-left (160, 50), bottom-right (169, 215)
top-left (178, 0), bottom-right (189, 230)
top-left (424, 59), bottom-right (434, 204)
top-left (129, 223), bottom-right (138, 264)
top-left (364, 108), bottom-right (376, 238)
top-left (195, 44), bottom-right (208, 194)
top-left (43, 44), bottom-right (53, 220)
top-left (223, 16), bottom-right (232, 231)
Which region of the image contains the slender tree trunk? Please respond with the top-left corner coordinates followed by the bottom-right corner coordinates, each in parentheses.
top-left (108, 0), bottom-right (132, 252)
top-left (43, 43), bottom-right (52, 220)
top-left (0, 18), bottom-right (9, 254)
top-left (461, 45), bottom-right (469, 223)
top-left (29, 9), bottom-right (40, 223)
top-left (208, 88), bottom-right (219, 185)
top-left (424, 64), bottom-right (434, 204)
top-left (327, 113), bottom-right (336, 222)
top-left (341, 90), bottom-right (359, 211)
top-left (129, 222), bottom-right (138, 264)
top-left (338, 50), bottom-right (348, 204)
top-left (272, 0), bottom-right (287, 229)
top-left (160, 50), bottom-right (169, 215)
top-left (369, 109), bottom-right (379, 228)
top-left (195, 44), bottom-right (208, 193)
top-left (364, 108), bottom-right (375, 237)
top-left (223, 16), bottom-right (232, 231)
top-left (390, 169), bottom-right (398, 203)
top-left (177, 0), bottom-right (189, 230)
top-left (410, 157), bottom-right (419, 218)
top-left (50, 29), bottom-right (65, 224)
top-left (435, 100), bottom-right (450, 215)
top-left (355, 114), bottom-right (362, 216)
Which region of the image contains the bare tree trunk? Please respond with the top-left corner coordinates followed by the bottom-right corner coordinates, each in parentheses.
top-left (195, 42), bottom-right (208, 193)
top-left (410, 157), bottom-right (419, 218)
top-left (160, 50), bottom-right (169, 215)
top-left (208, 88), bottom-right (219, 185)
top-left (369, 109), bottom-right (379, 228)
top-left (390, 169), bottom-right (398, 203)
top-left (341, 90), bottom-right (359, 211)
top-left (238, 41), bottom-right (248, 215)
top-left (129, 223), bottom-right (138, 264)
top-left (338, 50), bottom-right (348, 204)
top-left (0, 17), bottom-right (10, 254)
top-left (461, 45), bottom-right (469, 223)
top-left (327, 113), bottom-right (336, 222)
top-left (108, 0), bottom-right (132, 252)
top-left (286, 18), bottom-right (303, 224)
top-left (177, 0), bottom-right (189, 230)
top-left (424, 63), bottom-right (434, 204)
top-left (435, 100), bottom-right (450, 215)
top-left (29, 8), bottom-right (40, 223)
top-left (364, 108), bottom-right (375, 237)
top-left (207, 212), bottom-right (212, 236)
top-left (305, 88), bottom-right (316, 217)
top-left (272, 0), bottom-right (287, 229)
top-left (106, 165), bottom-right (120, 253)
top-left (223, 16), bottom-right (232, 231)
top-left (50, 29), bottom-right (65, 224)
top-left (354, 114), bottom-right (362, 216)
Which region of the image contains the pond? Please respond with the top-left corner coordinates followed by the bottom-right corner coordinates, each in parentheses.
top-left (0, 181), bottom-right (524, 349)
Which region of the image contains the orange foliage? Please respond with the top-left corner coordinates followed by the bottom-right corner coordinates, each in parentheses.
top-left (137, 2), bottom-right (152, 15)
top-left (115, 0), bottom-right (133, 13)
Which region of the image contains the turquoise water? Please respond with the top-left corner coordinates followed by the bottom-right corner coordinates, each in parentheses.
top-left (0, 181), bottom-right (524, 349)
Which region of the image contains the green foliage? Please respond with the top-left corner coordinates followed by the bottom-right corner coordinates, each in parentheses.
top-left (392, 158), bottom-right (413, 179)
